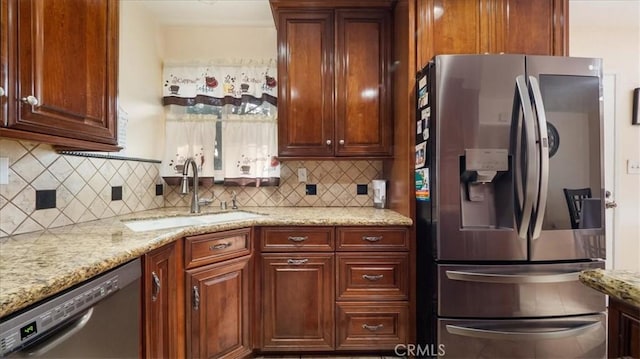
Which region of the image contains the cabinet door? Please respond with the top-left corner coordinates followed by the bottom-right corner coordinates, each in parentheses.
top-left (8, 0), bottom-right (118, 145)
top-left (143, 241), bottom-right (182, 359)
top-left (261, 253), bottom-right (335, 351)
top-left (608, 298), bottom-right (640, 358)
top-left (335, 10), bottom-right (392, 157)
top-left (0, 0), bottom-right (9, 127)
top-left (416, 0), bottom-right (486, 68)
top-left (277, 11), bottom-right (334, 157)
top-left (416, 0), bottom-right (567, 68)
top-left (493, 0), bottom-right (567, 56)
top-left (187, 256), bottom-right (252, 359)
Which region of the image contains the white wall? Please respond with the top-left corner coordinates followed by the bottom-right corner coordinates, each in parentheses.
top-left (570, 0), bottom-right (640, 270)
top-left (161, 26), bottom-right (277, 61)
top-left (119, 1), bottom-right (165, 160)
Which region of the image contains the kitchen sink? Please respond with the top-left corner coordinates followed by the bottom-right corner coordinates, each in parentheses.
top-left (122, 211), bottom-right (263, 232)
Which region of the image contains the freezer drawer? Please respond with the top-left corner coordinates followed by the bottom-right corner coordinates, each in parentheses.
top-left (438, 262), bottom-right (605, 318)
top-left (438, 314), bottom-right (606, 359)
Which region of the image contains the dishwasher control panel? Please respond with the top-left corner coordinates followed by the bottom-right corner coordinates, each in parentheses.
top-left (0, 259), bottom-right (140, 357)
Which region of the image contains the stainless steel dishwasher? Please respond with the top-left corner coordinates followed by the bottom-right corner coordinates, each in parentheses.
top-left (0, 258), bottom-right (141, 358)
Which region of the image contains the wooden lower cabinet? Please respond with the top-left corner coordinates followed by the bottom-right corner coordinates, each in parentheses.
top-left (608, 298), bottom-right (640, 358)
top-left (258, 226), bottom-right (410, 354)
top-left (260, 252), bottom-right (335, 351)
top-left (336, 301), bottom-right (408, 350)
top-left (142, 241), bottom-right (183, 359)
top-left (186, 255), bottom-right (252, 359)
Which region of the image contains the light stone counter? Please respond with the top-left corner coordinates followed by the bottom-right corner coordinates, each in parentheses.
top-left (579, 269), bottom-right (640, 308)
top-left (0, 207), bottom-right (412, 318)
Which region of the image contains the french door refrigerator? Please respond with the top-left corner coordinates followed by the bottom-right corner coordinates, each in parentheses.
top-left (415, 54), bottom-right (606, 358)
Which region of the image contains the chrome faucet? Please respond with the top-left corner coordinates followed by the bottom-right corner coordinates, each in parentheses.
top-left (180, 157), bottom-right (200, 213)
top-left (231, 190), bottom-right (238, 210)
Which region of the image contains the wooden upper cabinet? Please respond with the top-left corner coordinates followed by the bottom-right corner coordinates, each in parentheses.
top-left (0, 0), bottom-right (8, 128)
top-left (1, 0), bottom-right (119, 151)
top-left (273, 1), bottom-right (393, 158)
top-left (417, 0), bottom-right (568, 68)
top-left (277, 11), bottom-right (334, 157)
top-left (335, 10), bottom-right (391, 157)
top-left (492, 0), bottom-right (568, 56)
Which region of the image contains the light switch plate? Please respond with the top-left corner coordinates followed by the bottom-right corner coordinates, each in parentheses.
top-left (627, 159), bottom-right (640, 174)
top-left (297, 167), bottom-right (307, 182)
top-left (0, 157), bottom-right (8, 185)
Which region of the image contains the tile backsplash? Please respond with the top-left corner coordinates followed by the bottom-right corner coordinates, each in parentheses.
top-left (164, 160), bottom-right (382, 208)
top-left (1, 138), bottom-right (383, 237)
top-left (0, 139), bottom-right (163, 237)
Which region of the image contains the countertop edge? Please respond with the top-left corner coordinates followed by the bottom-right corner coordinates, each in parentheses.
top-left (0, 207), bottom-right (412, 318)
top-left (578, 269), bottom-right (640, 308)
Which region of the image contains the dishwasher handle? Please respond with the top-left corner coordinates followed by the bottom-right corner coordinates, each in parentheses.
top-left (20, 309), bottom-right (94, 357)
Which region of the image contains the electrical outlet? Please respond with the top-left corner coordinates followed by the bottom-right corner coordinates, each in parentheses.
top-left (297, 167), bottom-right (308, 182)
top-left (0, 157), bottom-right (8, 185)
top-left (628, 159), bottom-right (640, 174)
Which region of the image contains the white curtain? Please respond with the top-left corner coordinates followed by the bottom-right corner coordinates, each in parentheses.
top-left (161, 115), bottom-right (217, 180)
top-left (160, 59), bottom-right (279, 185)
top-left (222, 114), bottom-right (279, 186)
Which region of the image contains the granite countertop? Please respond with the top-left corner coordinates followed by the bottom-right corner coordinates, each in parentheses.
top-left (579, 269), bottom-right (640, 308)
top-left (0, 206), bottom-right (412, 318)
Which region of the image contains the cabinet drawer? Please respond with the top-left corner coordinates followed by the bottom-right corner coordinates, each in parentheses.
top-left (261, 226), bottom-right (334, 252)
top-left (336, 227), bottom-right (409, 251)
top-left (336, 253), bottom-right (408, 301)
top-left (185, 228), bottom-right (251, 268)
top-left (336, 302), bottom-right (408, 351)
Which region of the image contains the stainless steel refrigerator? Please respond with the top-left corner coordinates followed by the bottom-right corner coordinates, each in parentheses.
top-left (415, 54), bottom-right (606, 358)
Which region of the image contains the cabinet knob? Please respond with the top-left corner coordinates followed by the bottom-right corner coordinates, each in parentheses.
top-left (0, 87), bottom-right (5, 97)
top-left (21, 95), bottom-right (39, 106)
top-left (326, 140), bottom-right (332, 145)
top-left (339, 139), bottom-right (345, 145)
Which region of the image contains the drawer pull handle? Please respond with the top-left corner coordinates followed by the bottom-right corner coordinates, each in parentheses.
top-left (362, 235), bottom-right (383, 242)
top-left (362, 274), bottom-right (384, 281)
top-left (210, 242), bottom-right (231, 250)
top-left (288, 236), bottom-right (308, 242)
top-left (287, 258), bottom-right (309, 265)
top-left (151, 272), bottom-right (161, 302)
top-left (362, 324), bottom-right (384, 331)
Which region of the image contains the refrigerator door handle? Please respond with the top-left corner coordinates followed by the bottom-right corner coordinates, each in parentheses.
top-left (445, 320), bottom-right (601, 341)
top-left (513, 75), bottom-right (537, 239)
top-left (528, 76), bottom-right (550, 240)
top-left (445, 270), bottom-right (580, 284)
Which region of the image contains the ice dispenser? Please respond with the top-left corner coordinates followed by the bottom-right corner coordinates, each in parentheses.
top-left (460, 148), bottom-right (513, 228)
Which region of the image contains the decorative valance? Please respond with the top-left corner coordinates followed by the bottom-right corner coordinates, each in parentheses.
top-left (162, 59), bottom-right (277, 107)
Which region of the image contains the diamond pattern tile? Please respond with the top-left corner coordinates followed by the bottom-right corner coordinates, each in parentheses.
top-left (160, 159), bottom-right (380, 210)
top-left (1, 139), bottom-right (382, 238)
top-left (0, 140), bottom-right (163, 237)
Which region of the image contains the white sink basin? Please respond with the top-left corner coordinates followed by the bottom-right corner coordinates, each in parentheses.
top-left (123, 211), bottom-right (263, 232)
